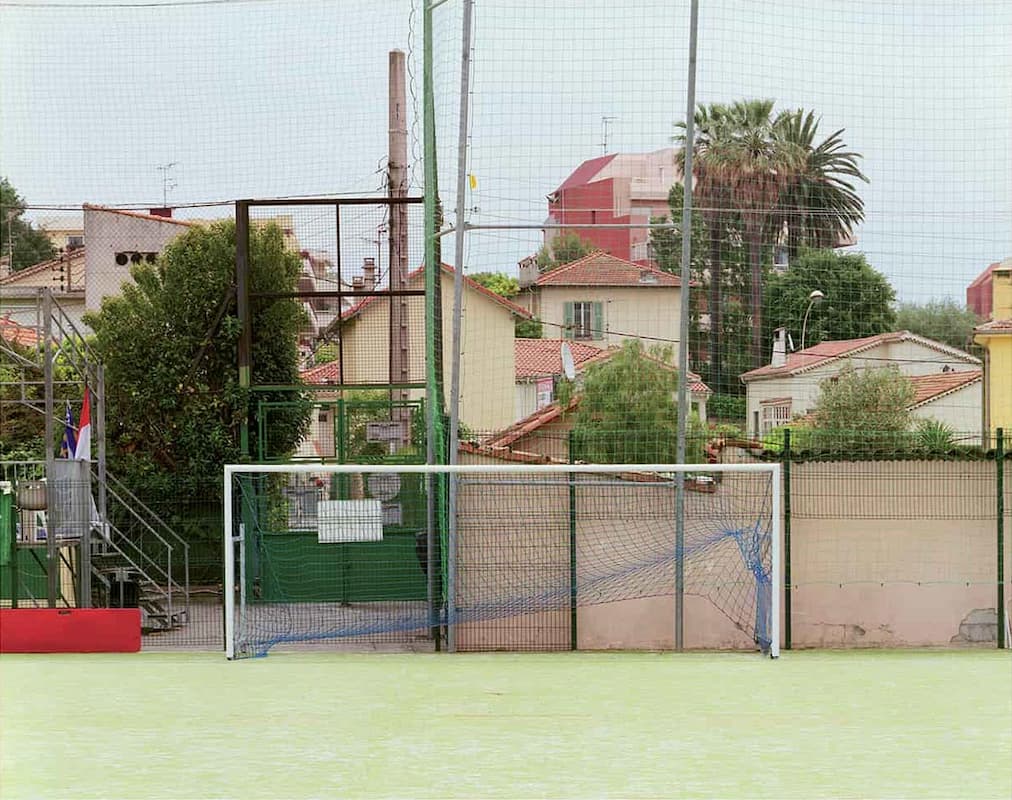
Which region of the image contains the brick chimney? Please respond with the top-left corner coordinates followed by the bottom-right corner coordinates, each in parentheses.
top-left (148, 208), bottom-right (173, 218)
top-left (362, 257), bottom-right (377, 292)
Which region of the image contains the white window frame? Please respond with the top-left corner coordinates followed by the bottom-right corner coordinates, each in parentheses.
top-left (760, 399), bottom-right (792, 434)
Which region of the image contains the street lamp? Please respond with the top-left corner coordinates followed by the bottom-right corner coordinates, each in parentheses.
top-left (800, 289), bottom-right (825, 351)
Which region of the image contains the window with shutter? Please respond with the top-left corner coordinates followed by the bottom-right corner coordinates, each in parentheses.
top-left (592, 301), bottom-right (604, 340)
top-left (563, 302), bottom-right (574, 338)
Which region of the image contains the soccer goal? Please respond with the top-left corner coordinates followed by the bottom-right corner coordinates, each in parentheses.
top-left (224, 463), bottom-right (780, 659)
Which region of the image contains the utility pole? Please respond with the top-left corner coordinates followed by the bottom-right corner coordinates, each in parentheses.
top-left (388, 50), bottom-right (410, 439)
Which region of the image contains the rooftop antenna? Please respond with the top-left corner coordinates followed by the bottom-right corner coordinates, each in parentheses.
top-left (156, 162), bottom-right (178, 207)
top-left (600, 116), bottom-right (618, 154)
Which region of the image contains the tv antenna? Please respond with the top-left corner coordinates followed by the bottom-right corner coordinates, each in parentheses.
top-left (156, 162), bottom-right (178, 207)
top-left (600, 116), bottom-right (618, 154)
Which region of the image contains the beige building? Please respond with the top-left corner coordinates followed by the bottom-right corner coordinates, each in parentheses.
top-left (36, 213), bottom-right (85, 253)
top-left (740, 330), bottom-right (983, 440)
top-left (0, 248), bottom-right (87, 330)
top-left (325, 263), bottom-right (532, 434)
top-left (519, 251), bottom-right (684, 349)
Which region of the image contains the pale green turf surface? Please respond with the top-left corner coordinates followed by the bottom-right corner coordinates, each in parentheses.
top-left (1, 650), bottom-right (1009, 799)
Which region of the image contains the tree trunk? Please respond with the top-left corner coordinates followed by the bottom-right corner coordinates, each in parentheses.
top-left (707, 217), bottom-right (722, 394)
top-left (748, 228), bottom-right (764, 369)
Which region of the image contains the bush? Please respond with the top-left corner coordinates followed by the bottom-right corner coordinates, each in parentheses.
top-left (707, 393), bottom-right (746, 422)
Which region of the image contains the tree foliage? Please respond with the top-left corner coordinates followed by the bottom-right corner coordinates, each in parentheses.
top-left (764, 249), bottom-right (896, 349)
top-left (895, 300), bottom-right (979, 352)
top-left (570, 340), bottom-right (704, 464)
top-left (535, 231), bottom-right (595, 272)
top-left (468, 270), bottom-right (542, 338)
top-left (1, 177), bottom-right (56, 272)
top-left (811, 364), bottom-right (914, 450)
top-left (85, 220), bottom-right (310, 525)
top-left (674, 100), bottom-right (868, 368)
top-left (469, 271), bottom-right (519, 298)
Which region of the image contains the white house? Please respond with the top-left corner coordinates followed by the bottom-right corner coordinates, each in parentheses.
top-left (740, 330), bottom-right (982, 439)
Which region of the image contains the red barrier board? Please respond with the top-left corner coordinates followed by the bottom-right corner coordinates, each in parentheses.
top-left (0, 609), bottom-right (141, 653)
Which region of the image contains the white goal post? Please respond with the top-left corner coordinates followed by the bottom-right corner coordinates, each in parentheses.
top-left (224, 462), bottom-right (781, 659)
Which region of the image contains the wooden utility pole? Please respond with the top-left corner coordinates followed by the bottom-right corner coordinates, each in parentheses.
top-left (388, 49), bottom-right (410, 438)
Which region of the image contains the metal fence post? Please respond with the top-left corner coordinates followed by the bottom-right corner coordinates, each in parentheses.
top-left (783, 427), bottom-right (792, 650)
top-left (568, 429), bottom-right (578, 651)
top-left (997, 428), bottom-right (1005, 650)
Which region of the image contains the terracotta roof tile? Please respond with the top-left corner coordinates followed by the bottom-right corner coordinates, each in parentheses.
top-left (0, 315), bottom-right (40, 348)
top-left (341, 263), bottom-right (532, 323)
top-left (741, 331), bottom-right (980, 381)
top-left (0, 248), bottom-right (86, 287)
top-left (514, 339), bottom-right (606, 379)
top-left (484, 398), bottom-right (580, 449)
top-left (83, 204), bottom-right (198, 227)
top-left (907, 370), bottom-right (982, 408)
top-left (300, 361), bottom-right (342, 384)
top-left (535, 251), bottom-right (683, 287)
top-left (975, 318), bottom-right (1012, 333)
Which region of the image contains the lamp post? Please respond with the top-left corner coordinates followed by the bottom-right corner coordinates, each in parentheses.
top-left (800, 289), bottom-right (825, 351)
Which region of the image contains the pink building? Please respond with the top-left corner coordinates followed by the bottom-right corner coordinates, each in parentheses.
top-left (545, 148), bottom-right (680, 264)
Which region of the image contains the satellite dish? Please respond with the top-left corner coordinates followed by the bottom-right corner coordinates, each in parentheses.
top-left (560, 341), bottom-right (576, 380)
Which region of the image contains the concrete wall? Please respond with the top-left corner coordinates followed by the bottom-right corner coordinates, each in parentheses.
top-left (535, 284), bottom-right (681, 349)
top-left (83, 208), bottom-right (191, 312)
top-left (454, 454), bottom-right (1011, 651)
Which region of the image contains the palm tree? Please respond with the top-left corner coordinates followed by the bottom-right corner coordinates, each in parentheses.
top-left (712, 100), bottom-right (804, 369)
top-left (676, 100), bottom-right (868, 371)
top-left (675, 102), bottom-right (740, 392)
top-left (775, 109), bottom-right (868, 255)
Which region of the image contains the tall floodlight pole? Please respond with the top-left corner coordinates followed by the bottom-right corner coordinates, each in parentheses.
top-left (674, 0), bottom-right (699, 651)
top-left (446, 0), bottom-right (475, 654)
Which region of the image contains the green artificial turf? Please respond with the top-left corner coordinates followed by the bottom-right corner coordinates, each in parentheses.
top-left (1, 650), bottom-right (1009, 799)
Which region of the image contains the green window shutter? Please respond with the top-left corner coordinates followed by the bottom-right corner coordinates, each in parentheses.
top-left (563, 301), bottom-right (574, 338)
top-left (592, 302), bottom-right (604, 340)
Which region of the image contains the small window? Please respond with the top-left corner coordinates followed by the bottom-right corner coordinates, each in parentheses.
top-left (573, 301), bottom-right (593, 339)
top-left (564, 301), bottom-right (604, 340)
top-left (760, 400), bottom-right (792, 434)
top-left (67, 235), bottom-right (84, 249)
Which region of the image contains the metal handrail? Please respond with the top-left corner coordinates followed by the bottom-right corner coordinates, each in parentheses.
top-left (103, 470), bottom-right (190, 612)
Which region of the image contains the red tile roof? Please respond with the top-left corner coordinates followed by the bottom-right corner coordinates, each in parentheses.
top-left (0, 315), bottom-right (40, 348)
top-left (458, 441), bottom-right (565, 464)
top-left (341, 263), bottom-right (532, 322)
top-left (82, 204), bottom-right (198, 227)
top-left (740, 331), bottom-right (981, 381)
top-left (552, 154), bottom-right (618, 194)
top-left (484, 398), bottom-right (580, 449)
top-left (514, 339), bottom-right (606, 379)
top-left (0, 248), bottom-right (86, 287)
top-left (300, 360), bottom-right (342, 384)
top-left (975, 318), bottom-right (1012, 334)
top-left (535, 251), bottom-right (682, 287)
top-left (907, 370), bottom-right (982, 409)
top-left (514, 339), bottom-right (710, 393)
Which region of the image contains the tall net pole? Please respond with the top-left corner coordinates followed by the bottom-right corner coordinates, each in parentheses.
top-left (446, 0), bottom-right (476, 653)
top-left (674, 0), bottom-right (699, 652)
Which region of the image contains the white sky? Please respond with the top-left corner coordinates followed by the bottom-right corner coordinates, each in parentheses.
top-left (1, 0), bottom-right (1010, 303)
